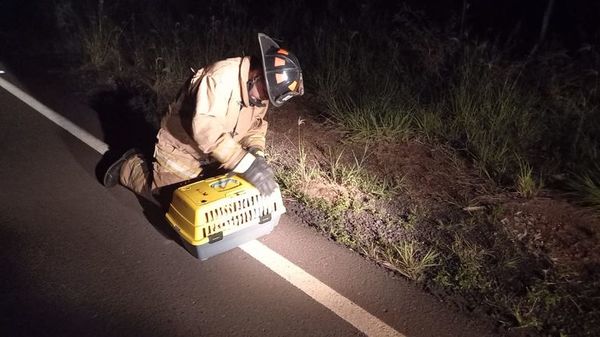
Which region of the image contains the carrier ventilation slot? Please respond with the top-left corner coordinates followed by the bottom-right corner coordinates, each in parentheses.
top-left (199, 191), bottom-right (273, 239)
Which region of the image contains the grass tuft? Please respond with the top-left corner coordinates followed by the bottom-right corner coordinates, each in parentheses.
top-left (326, 94), bottom-right (414, 142)
top-left (324, 144), bottom-right (401, 198)
top-left (383, 241), bottom-right (439, 282)
top-left (569, 171), bottom-right (600, 210)
top-left (516, 160), bottom-right (543, 199)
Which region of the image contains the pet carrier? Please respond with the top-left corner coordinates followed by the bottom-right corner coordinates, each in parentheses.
top-left (165, 174), bottom-right (285, 260)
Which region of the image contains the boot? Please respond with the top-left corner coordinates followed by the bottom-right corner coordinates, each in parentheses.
top-left (103, 148), bottom-right (139, 188)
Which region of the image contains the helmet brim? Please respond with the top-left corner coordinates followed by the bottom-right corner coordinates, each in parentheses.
top-left (258, 33), bottom-right (282, 107)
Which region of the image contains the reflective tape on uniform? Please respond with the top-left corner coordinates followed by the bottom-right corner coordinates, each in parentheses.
top-left (154, 147), bottom-right (201, 180)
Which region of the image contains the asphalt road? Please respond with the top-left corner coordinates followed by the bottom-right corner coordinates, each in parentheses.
top-left (0, 67), bottom-right (503, 337)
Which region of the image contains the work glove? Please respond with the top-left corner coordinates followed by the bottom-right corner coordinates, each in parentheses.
top-left (248, 147), bottom-right (265, 158)
top-left (233, 152), bottom-right (277, 196)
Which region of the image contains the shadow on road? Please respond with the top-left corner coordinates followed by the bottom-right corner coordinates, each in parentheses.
top-left (0, 54), bottom-right (191, 251)
top-left (87, 79), bottom-right (190, 245)
top-left (0, 222), bottom-right (175, 337)
top-left (89, 80), bottom-right (227, 252)
top-left (89, 78), bottom-right (160, 183)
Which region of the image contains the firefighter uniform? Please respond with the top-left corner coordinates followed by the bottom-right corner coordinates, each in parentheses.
top-left (119, 56), bottom-right (269, 195)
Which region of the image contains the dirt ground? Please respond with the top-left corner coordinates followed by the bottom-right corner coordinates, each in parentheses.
top-left (502, 198), bottom-right (600, 276)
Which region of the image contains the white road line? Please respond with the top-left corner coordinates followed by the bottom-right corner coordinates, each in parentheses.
top-left (0, 77), bottom-right (109, 154)
top-left (0, 77), bottom-right (405, 337)
top-left (240, 240), bottom-right (405, 337)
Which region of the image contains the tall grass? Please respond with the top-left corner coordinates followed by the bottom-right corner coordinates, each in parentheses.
top-left (59, 1), bottom-right (600, 192)
top-left (308, 21), bottom-right (599, 204)
top-left (66, 0), bottom-right (257, 112)
top-left (447, 51), bottom-right (541, 181)
top-left (76, 1), bottom-right (123, 70)
top-left (326, 94), bottom-right (415, 142)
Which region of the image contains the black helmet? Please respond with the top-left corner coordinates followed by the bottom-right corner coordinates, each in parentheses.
top-left (258, 33), bottom-right (304, 107)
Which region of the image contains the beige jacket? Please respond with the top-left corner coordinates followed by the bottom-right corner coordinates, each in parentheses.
top-left (154, 56), bottom-right (269, 180)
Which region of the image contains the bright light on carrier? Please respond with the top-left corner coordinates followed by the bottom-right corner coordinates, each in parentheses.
top-left (165, 174), bottom-right (285, 260)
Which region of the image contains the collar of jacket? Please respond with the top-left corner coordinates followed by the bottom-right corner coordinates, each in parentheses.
top-left (239, 56), bottom-right (268, 108)
top-left (239, 56), bottom-right (251, 107)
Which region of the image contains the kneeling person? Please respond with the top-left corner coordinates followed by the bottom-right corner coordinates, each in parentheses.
top-left (102, 33), bottom-right (304, 204)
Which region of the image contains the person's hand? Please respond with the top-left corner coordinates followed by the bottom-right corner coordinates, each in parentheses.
top-left (233, 152), bottom-right (277, 195)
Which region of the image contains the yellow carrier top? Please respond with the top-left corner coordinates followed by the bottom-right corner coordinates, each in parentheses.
top-left (165, 174), bottom-right (285, 246)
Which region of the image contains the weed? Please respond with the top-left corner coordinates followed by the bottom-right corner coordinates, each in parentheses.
top-left (414, 109), bottom-right (444, 141)
top-left (499, 254), bottom-right (521, 271)
top-left (324, 147), bottom-right (355, 186)
top-left (433, 270), bottom-right (453, 288)
top-left (326, 93), bottom-right (414, 142)
top-left (359, 241), bottom-right (381, 258)
top-left (512, 300), bottom-right (541, 329)
top-left (275, 118), bottom-right (325, 196)
top-left (383, 241), bottom-right (439, 281)
top-left (296, 141), bottom-right (321, 185)
top-left (516, 160), bottom-right (543, 199)
top-left (450, 236), bottom-right (494, 291)
top-left (311, 29), bottom-right (355, 102)
top-left (77, 5), bottom-right (123, 70)
top-left (568, 170), bottom-right (600, 210)
top-left (447, 50), bottom-right (540, 182)
top-left (327, 223), bottom-right (358, 248)
top-left (397, 204), bottom-right (425, 231)
top-left (323, 144), bottom-right (400, 198)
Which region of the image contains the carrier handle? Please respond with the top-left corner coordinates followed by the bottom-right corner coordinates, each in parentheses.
top-left (210, 177), bottom-right (242, 192)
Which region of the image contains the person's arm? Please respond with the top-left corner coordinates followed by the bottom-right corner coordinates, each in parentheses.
top-left (240, 114), bottom-right (268, 155)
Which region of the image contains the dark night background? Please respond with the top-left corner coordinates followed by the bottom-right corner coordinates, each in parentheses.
top-left (2, 0), bottom-right (600, 56)
top-left (1, 1), bottom-right (600, 337)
